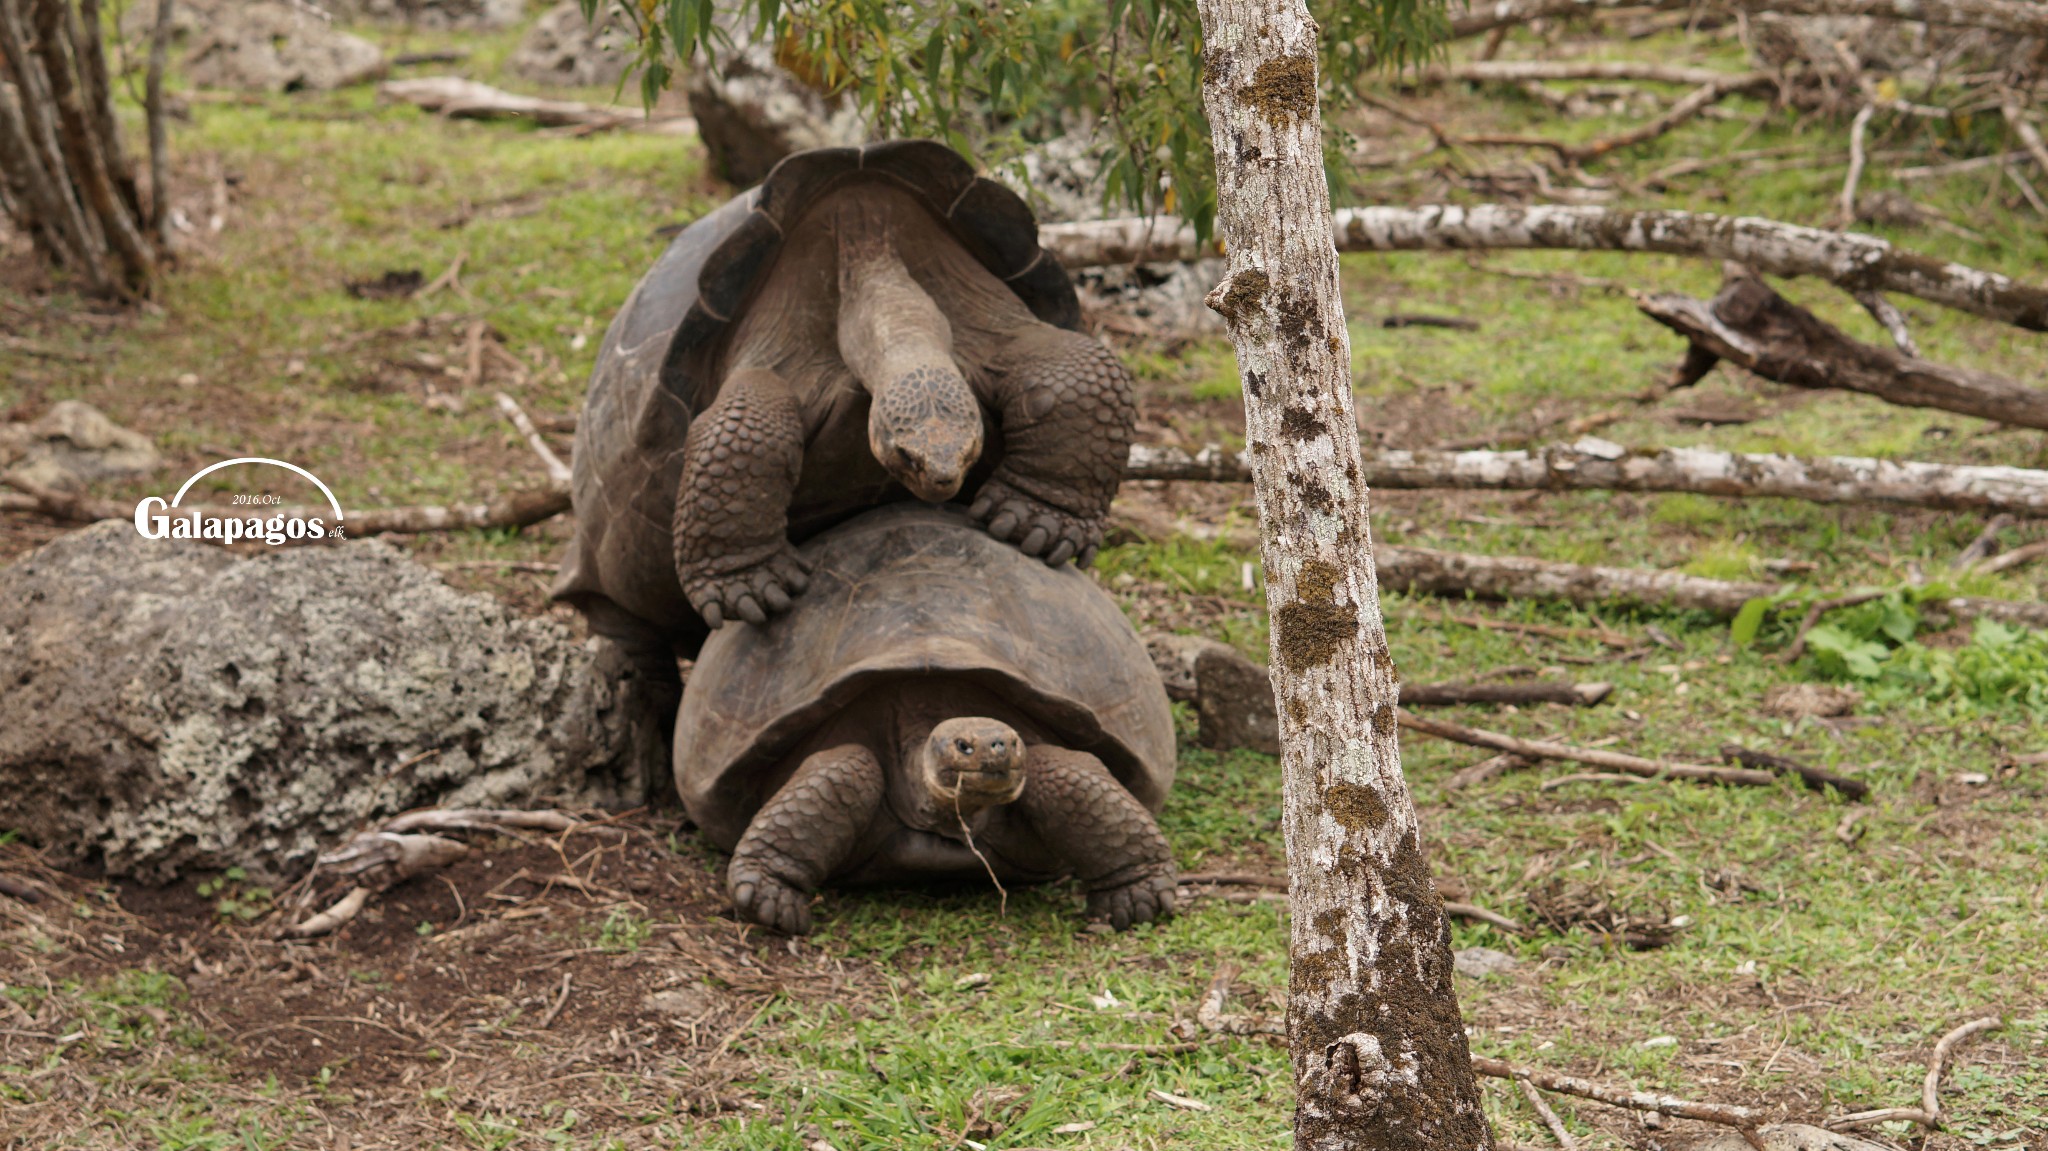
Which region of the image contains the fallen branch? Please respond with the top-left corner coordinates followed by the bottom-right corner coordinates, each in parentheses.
top-left (1404, 61), bottom-right (1768, 89)
top-left (1397, 712), bottom-right (1781, 787)
top-left (1122, 440), bottom-right (2048, 520)
top-left (1777, 590), bottom-right (1891, 664)
top-left (1446, 0), bottom-right (2048, 39)
top-left (1401, 681), bottom-right (1612, 707)
top-left (285, 886), bottom-right (371, 938)
top-left (1043, 205), bottom-right (2048, 331)
top-left (1471, 1055), bottom-right (1765, 1130)
top-left (1825, 1015), bottom-right (2003, 1130)
top-left (1637, 270), bottom-right (2048, 431)
top-left (1521, 1077), bottom-right (1580, 1151)
top-left (378, 808), bottom-right (580, 835)
top-left (2002, 90), bottom-right (2048, 186)
top-left (1976, 537), bottom-right (2048, 575)
top-left (1445, 901), bottom-right (1528, 934)
top-left (0, 472), bottom-right (572, 537)
top-left (319, 831), bottom-right (471, 886)
top-left (1444, 753), bottom-right (1536, 789)
top-left (494, 392), bottom-right (573, 488)
top-left (1718, 744), bottom-right (1871, 799)
top-left (379, 77), bottom-right (695, 134)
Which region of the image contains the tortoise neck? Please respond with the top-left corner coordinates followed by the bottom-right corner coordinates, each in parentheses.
top-left (835, 222), bottom-right (956, 391)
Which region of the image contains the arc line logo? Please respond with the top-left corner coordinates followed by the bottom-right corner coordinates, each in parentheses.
top-left (134, 457), bottom-right (348, 544)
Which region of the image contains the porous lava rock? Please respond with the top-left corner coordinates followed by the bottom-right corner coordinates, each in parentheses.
top-left (0, 522), bottom-right (654, 884)
top-left (510, 1), bottom-right (633, 89)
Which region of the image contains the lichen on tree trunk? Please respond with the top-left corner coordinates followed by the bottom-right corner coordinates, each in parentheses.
top-left (1190, 2), bottom-right (1491, 1148)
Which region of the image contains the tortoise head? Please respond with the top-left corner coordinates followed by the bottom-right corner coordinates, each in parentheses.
top-left (868, 367), bottom-right (984, 503)
top-left (922, 716), bottom-right (1027, 816)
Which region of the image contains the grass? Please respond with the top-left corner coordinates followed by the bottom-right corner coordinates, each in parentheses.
top-left (3, 7), bottom-right (2047, 1150)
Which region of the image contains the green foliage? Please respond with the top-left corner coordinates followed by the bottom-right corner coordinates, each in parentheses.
top-left (588, 0), bottom-right (1446, 234)
top-left (594, 907), bottom-right (654, 952)
top-left (1790, 592), bottom-right (2048, 711)
top-left (196, 867), bottom-right (274, 923)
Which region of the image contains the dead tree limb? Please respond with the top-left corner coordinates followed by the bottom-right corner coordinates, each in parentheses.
top-left (1124, 441), bottom-right (2048, 519)
top-left (1636, 270), bottom-right (2048, 429)
top-left (1401, 681), bottom-right (1612, 707)
top-left (1470, 1056), bottom-right (1765, 1131)
top-left (1043, 206), bottom-right (2048, 332)
top-left (1519, 1078), bottom-right (1579, 1151)
top-left (1445, 902), bottom-right (1528, 934)
top-left (1377, 545), bottom-right (2048, 631)
top-left (1404, 61), bottom-right (1768, 89)
top-left (1446, 0), bottom-right (2048, 39)
top-left (1397, 712), bottom-right (1781, 788)
top-left (495, 392), bottom-right (573, 488)
top-left (1, 470), bottom-right (572, 536)
top-left (379, 77), bottom-right (694, 133)
top-left (1718, 744), bottom-right (1871, 799)
top-left (1825, 1016), bottom-right (2004, 1130)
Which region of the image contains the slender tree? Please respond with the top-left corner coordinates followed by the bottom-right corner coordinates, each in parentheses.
top-left (612, 0), bottom-right (1490, 1145)
top-left (0, 0), bottom-right (174, 299)
top-left (1191, 2), bottom-right (1491, 1147)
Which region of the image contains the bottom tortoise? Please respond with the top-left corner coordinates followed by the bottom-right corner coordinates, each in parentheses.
top-left (676, 503), bottom-right (1178, 933)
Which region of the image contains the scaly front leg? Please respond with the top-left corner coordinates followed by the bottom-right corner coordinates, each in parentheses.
top-left (727, 744), bottom-right (884, 935)
top-left (1016, 747), bottom-right (1177, 930)
top-left (970, 326), bottom-right (1137, 568)
top-left (674, 367), bottom-right (812, 628)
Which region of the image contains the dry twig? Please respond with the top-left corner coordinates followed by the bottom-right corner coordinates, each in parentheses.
top-left (495, 392), bottom-right (573, 489)
top-left (1520, 1077), bottom-right (1580, 1151)
top-left (286, 886), bottom-right (371, 938)
top-left (1471, 1055), bottom-right (1764, 1131)
top-left (1778, 591), bottom-right (1890, 664)
top-left (1825, 1015), bottom-right (2003, 1130)
top-left (1398, 712), bottom-right (1778, 787)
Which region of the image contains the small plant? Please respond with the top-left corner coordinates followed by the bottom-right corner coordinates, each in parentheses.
top-left (594, 907), bottom-right (653, 953)
top-left (197, 867), bottom-right (275, 923)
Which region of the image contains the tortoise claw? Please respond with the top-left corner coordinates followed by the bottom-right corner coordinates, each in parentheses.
top-left (968, 477), bottom-right (1101, 568)
top-left (680, 542), bottom-right (810, 630)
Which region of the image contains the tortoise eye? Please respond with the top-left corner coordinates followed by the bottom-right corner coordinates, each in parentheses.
top-left (955, 738), bottom-right (974, 755)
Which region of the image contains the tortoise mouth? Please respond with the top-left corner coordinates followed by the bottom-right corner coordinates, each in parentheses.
top-left (923, 718), bottom-right (1027, 813)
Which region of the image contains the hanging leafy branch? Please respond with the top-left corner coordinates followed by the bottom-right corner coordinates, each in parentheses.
top-left (582, 0), bottom-right (1446, 236)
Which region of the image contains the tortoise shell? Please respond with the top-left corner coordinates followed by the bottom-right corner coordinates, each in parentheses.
top-left (656, 138), bottom-right (1080, 416)
top-left (675, 503), bottom-right (1175, 851)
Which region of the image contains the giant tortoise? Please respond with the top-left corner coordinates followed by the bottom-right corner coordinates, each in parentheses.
top-left (676, 503), bottom-right (1177, 934)
top-left (553, 141), bottom-right (1139, 775)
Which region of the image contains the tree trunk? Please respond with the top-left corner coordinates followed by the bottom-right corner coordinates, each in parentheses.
top-left (1124, 441), bottom-right (2048, 519)
top-left (0, 0), bottom-right (161, 299)
top-left (1193, 2), bottom-right (1491, 1149)
top-left (1637, 269), bottom-right (2048, 430)
top-left (1041, 205), bottom-right (2048, 332)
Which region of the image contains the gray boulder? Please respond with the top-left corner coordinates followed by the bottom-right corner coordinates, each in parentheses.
top-left (685, 40), bottom-right (866, 186)
top-left (510, 1), bottom-right (633, 89)
top-left (185, 3), bottom-right (387, 92)
top-left (0, 400), bottom-right (160, 492)
top-left (0, 522), bottom-right (656, 884)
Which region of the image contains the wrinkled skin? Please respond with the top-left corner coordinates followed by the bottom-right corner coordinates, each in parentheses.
top-left (721, 681), bottom-right (1176, 936)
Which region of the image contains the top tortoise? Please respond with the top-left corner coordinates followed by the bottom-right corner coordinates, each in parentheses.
top-left (555, 140), bottom-right (1138, 683)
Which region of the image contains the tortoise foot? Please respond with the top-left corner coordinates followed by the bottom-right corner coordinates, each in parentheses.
top-left (1085, 866), bottom-right (1178, 932)
top-left (680, 543), bottom-right (813, 629)
top-left (968, 477), bottom-right (1101, 568)
top-left (728, 864), bottom-right (815, 935)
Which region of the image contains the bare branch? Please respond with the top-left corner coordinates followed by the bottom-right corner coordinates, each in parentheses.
top-left (1396, 712), bottom-right (1781, 788)
top-left (1123, 441), bottom-right (2048, 520)
top-left (494, 392), bottom-right (573, 488)
top-left (1045, 206), bottom-right (2048, 331)
top-left (1471, 1055), bottom-right (1765, 1130)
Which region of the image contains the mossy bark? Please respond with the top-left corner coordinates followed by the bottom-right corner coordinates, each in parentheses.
top-left (1190, 2), bottom-right (1492, 1149)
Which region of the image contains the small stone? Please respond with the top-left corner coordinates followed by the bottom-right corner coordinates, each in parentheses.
top-left (643, 986), bottom-right (718, 1017)
top-left (1763, 683), bottom-right (1861, 719)
top-left (1640, 1035), bottom-right (1679, 1048)
top-left (1453, 947), bottom-right (1519, 979)
top-left (0, 400), bottom-right (161, 492)
top-left (952, 972), bottom-right (992, 991)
